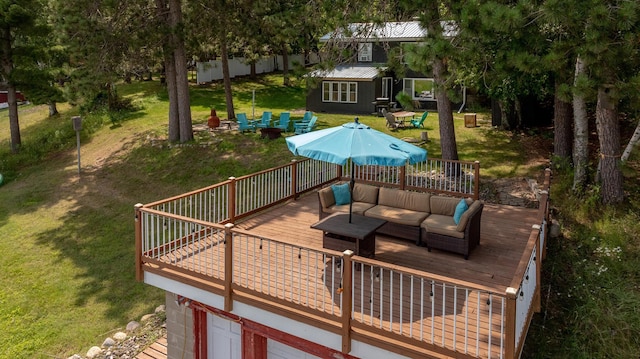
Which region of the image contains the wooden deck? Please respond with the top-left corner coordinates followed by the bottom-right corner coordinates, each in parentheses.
top-left (135, 335), bottom-right (167, 359)
top-left (142, 191), bottom-right (541, 358)
top-left (235, 192), bottom-right (538, 294)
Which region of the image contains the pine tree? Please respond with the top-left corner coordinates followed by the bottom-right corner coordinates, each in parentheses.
top-left (0, 0), bottom-right (47, 152)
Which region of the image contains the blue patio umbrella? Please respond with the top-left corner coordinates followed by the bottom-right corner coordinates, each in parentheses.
top-left (286, 118), bottom-right (427, 222)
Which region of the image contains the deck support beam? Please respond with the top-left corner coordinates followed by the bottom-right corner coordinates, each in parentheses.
top-left (224, 223), bottom-right (235, 312)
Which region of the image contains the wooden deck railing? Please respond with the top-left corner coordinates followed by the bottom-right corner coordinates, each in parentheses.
top-left (142, 157), bottom-right (480, 224)
top-left (134, 162), bottom-right (548, 359)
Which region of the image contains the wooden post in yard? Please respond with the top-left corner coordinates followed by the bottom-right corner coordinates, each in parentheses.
top-left (504, 287), bottom-right (518, 358)
top-left (224, 223), bottom-right (234, 312)
top-left (134, 204), bottom-right (144, 281)
top-left (341, 250), bottom-right (354, 354)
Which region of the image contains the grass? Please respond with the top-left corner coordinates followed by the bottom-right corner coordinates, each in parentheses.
top-left (1, 72), bottom-right (637, 358)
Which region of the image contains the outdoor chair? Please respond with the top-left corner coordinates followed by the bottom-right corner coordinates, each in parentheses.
top-left (385, 112), bottom-right (404, 130)
top-left (255, 111), bottom-right (273, 128)
top-left (410, 112), bottom-right (428, 128)
top-left (294, 116), bottom-right (317, 134)
top-left (294, 111), bottom-right (313, 127)
top-left (236, 113), bottom-right (256, 133)
top-left (273, 112), bottom-right (291, 132)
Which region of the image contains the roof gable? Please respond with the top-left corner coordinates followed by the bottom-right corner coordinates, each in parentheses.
top-left (319, 21), bottom-right (457, 43)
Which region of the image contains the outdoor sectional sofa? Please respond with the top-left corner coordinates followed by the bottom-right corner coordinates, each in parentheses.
top-left (317, 182), bottom-right (484, 259)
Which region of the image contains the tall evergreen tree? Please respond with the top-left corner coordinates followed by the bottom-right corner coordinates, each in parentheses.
top-left (0, 0), bottom-right (47, 152)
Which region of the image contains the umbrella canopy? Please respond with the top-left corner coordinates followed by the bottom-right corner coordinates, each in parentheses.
top-left (286, 119), bottom-right (427, 223)
top-left (286, 120), bottom-right (427, 166)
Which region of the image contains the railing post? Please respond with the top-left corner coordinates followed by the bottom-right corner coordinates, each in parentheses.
top-left (291, 160), bottom-right (299, 199)
top-left (224, 223), bottom-right (235, 312)
top-left (135, 203), bottom-right (144, 282)
top-left (228, 177), bottom-right (237, 223)
top-left (399, 165), bottom-right (406, 190)
top-left (474, 161), bottom-right (480, 200)
top-left (533, 225), bottom-right (542, 313)
top-left (341, 250), bottom-right (354, 354)
top-left (504, 287), bottom-right (518, 359)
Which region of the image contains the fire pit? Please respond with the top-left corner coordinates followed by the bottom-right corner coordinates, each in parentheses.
top-left (260, 127), bottom-right (282, 140)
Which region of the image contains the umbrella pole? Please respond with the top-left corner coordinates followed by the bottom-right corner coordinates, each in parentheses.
top-left (349, 164), bottom-right (354, 223)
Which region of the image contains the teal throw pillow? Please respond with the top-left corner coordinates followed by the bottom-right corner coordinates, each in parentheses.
top-left (453, 199), bottom-right (468, 225)
top-left (331, 183), bottom-right (351, 206)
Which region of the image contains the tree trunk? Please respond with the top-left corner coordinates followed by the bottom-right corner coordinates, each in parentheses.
top-left (220, 38), bottom-right (235, 121)
top-left (282, 44), bottom-right (290, 87)
top-left (432, 57), bottom-right (458, 161)
top-left (572, 55), bottom-right (589, 191)
top-left (169, 0), bottom-right (193, 143)
top-left (156, 0), bottom-right (180, 142)
top-left (48, 102), bottom-right (59, 117)
top-left (7, 86), bottom-right (21, 153)
top-left (621, 119), bottom-right (640, 162)
top-left (553, 82), bottom-right (573, 163)
top-left (595, 85), bottom-right (623, 204)
top-left (1, 26), bottom-right (21, 153)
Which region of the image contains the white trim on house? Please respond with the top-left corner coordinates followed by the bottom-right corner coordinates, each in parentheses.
top-left (322, 81), bottom-right (358, 103)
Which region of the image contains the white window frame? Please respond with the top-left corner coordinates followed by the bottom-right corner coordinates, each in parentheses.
top-left (358, 42), bottom-right (372, 62)
top-left (322, 81), bottom-right (358, 103)
top-left (403, 78), bottom-right (435, 100)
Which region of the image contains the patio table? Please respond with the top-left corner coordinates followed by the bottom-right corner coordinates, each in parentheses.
top-left (311, 213), bottom-right (386, 258)
top-left (392, 111), bottom-right (417, 124)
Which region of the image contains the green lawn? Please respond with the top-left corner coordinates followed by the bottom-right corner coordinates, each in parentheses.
top-left (1, 73), bottom-right (637, 358)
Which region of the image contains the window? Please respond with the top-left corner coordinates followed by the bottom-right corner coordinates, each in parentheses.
top-left (358, 42), bottom-right (372, 62)
top-left (403, 78), bottom-right (435, 100)
top-left (322, 81), bottom-right (358, 103)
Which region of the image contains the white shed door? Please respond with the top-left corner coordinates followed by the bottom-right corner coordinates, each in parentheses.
top-left (208, 313), bottom-right (241, 359)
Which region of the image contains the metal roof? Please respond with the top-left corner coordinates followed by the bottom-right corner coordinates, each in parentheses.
top-left (319, 21), bottom-right (457, 42)
top-left (307, 65), bottom-right (388, 80)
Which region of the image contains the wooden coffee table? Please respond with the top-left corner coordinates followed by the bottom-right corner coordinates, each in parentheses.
top-left (311, 213), bottom-right (386, 258)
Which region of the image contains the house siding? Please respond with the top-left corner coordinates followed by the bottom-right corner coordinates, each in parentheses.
top-left (306, 79), bottom-right (377, 115)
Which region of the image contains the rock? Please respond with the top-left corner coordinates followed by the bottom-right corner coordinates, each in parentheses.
top-left (103, 337), bottom-right (116, 347)
top-left (86, 346), bottom-right (102, 358)
top-left (67, 355), bottom-right (82, 359)
top-left (113, 331), bottom-right (127, 341)
top-left (155, 304), bottom-right (166, 313)
top-left (550, 220), bottom-right (561, 238)
top-left (141, 313), bottom-right (155, 322)
top-left (126, 321), bottom-right (140, 332)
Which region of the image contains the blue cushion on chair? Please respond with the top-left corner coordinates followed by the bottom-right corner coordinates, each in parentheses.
top-left (453, 199), bottom-right (469, 225)
top-left (331, 183), bottom-right (351, 206)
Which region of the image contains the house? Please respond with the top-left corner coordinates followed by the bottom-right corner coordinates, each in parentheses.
top-left (0, 91), bottom-right (27, 109)
top-left (134, 159), bottom-right (551, 359)
top-left (305, 21), bottom-right (461, 115)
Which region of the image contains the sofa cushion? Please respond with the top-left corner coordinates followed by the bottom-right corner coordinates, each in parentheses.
top-left (456, 200), bottom-right (483, 232)
top-left (378, 187), bottom-right (431, 213)
top-left (326, 202), bottom-right (377, 216)
top-left (421, 214), bottom-right (465, 239)
top-left (331, 183), bottom-right (351, 205)
top-left (352, 183), bottom-right (379, 204)
top-left (453, 199), bottom-right (469, 225)
top-left (430, 196), bottom-right (464, 216)
top-left (365, 205), bottom-right (429, 226)
top-left (318, 186), bottom-right (336, 210)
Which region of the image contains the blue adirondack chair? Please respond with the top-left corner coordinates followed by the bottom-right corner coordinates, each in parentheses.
top-left (273, 112), bottom-right (291, 132)
top-left (293, 111), bottom-right (313, 127)
top-left (294, 116), bottom-right (317, 135)
top-left (236, 113), bottom-right (256, 133)
top-left (410, 112), bottom-right (428, 128)
top-left (255, 111), bottom-right (273, 128)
